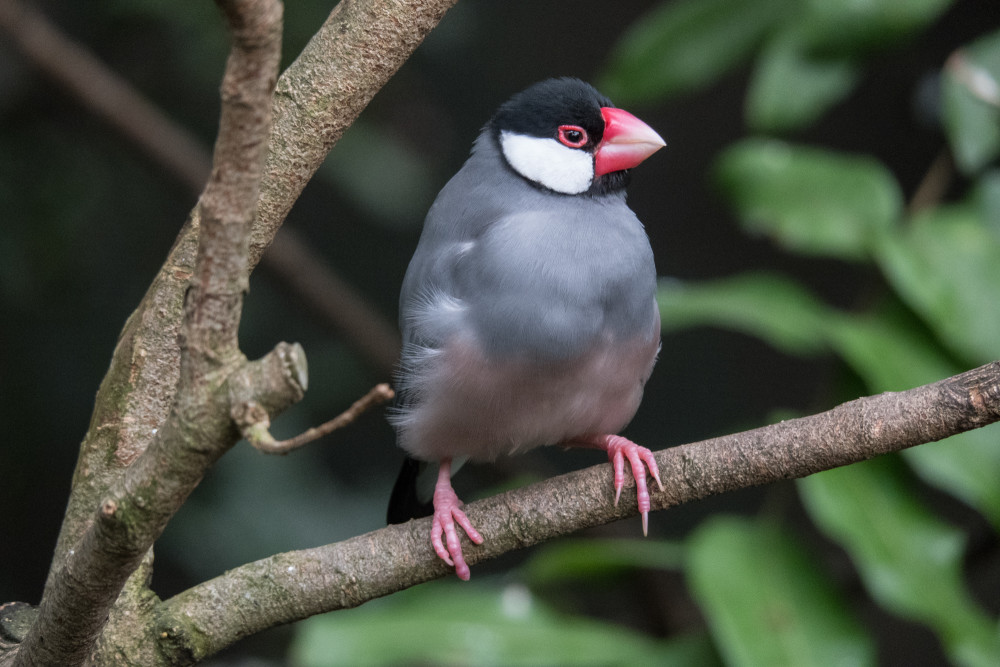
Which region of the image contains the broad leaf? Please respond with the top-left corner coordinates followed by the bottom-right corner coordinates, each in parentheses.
top-left (657, 273), bottom-right (832, 356)
top-left (715, 139), bottom-right (903, 259)
top-left (876, 204), bottom-right (1000, 364)
top-left (523, 538), bottom-right (684, 584)
top-left (825, 305), bottom-right (956, 393)
top-left (942, 28), bottom-right (1000, 175)
top-left (797, 0), bottom-right (954, 55)
top-left (598, 0), bottom-right (791, 104)
top-left (974, 170), bottom-right (1000, 239)
top-left (799, 458), bottom-right (1000, 667)
top-left (687, 517), bottom-right (874, 667)
top-left (904, 430), bottom-right (1000, 530)
top-left (746, 31), bottom-right (859, 132)
top-left (289, 580), bottom-right (714, 666)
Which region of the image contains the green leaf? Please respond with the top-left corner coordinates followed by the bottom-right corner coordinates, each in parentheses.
top-left (746, 31), bottom-right (860, 132)
top-left (797, 0), bottom-right (954, 56)
top-left (715, 139), bottom-right (903, 259)
top-left (687, 517), bottom-right (875, 667)
top-left (825, 305), bottom-right (957, 393)
top-left (289, 580), bottom-right (715, 666)
top-left (798, 458), bottom-right (1000, 667)
top-left (522, 538), bottom-right (684, 584)
top-left (904, 428), bottom-right (1000, 530)
top-left (657, 273), bottom-right (833, 356)
top-left (973, 169), bottom-right (1000, 239)
top-left (823, 307), bottom-right (1000, 526)
top-left (876, 203), bottom-right (1000, 363)
top-left (598, 0), bottom-right (792, 104)
top-left (942, 28), bottom-right (1000, 175)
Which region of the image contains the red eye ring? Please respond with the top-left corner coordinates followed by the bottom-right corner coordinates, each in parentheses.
top-left (557, 125), bottom-right (588, 148)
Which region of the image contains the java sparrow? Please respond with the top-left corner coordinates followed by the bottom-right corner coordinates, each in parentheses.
top-left (387, 78), bottom-right (666, 580)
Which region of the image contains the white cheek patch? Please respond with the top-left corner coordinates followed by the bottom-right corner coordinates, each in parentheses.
top-left (499, 131), bottom-right (594, 194)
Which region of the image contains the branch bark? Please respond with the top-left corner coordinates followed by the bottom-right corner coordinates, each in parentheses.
top-left (248, 0), bottom-right (459, 266)
top-left (155, 361), bottom-right (1000, 662)
top-left (1, 0), bottom-right (459, 664)
top-left (0, 0), bottom-right (454, 587)
top-left (11, 1), bottom-right (284, 665)
top-left (239, 383), bottom-right (394, 454)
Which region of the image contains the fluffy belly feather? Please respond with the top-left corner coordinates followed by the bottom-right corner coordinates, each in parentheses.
top-left (393, 326), bottom-right (660, 462)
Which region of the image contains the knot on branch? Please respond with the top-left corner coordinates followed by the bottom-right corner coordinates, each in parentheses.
top-left (228, 341), bottom-right (308, 408)
top-left (100, 499), bottom-right (118, 518)
top-left (217, 0), bottom-right (284, 49)
top-left (231, 400), bottom-right (271, 430)
top-left (225, 341), bottom-right (312, 453)
top-left (0, 602), bottom-right (38, 649)
top-left (949, 359), bottom-right (1000, 425)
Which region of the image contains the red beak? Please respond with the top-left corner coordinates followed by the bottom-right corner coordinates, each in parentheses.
top-left (594, 107), bottom-right (666, 177)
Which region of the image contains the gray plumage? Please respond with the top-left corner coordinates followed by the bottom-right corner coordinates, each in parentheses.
top-left (387, 79), bottom-right (665, 578)
top-left (390, 130), bottom-right (660, 463)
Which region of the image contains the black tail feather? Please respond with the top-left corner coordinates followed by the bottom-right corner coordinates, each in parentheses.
top-left (387, 456), bottom-right (434, 524)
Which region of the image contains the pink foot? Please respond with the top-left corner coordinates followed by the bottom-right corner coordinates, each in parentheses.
top-left (431, 459), bottom-right (484, 580)
top-left (572, 434), bottom-right (664, 535)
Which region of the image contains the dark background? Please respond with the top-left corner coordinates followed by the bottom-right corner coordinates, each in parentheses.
top-left (1, 0), bottom-right (996, 662)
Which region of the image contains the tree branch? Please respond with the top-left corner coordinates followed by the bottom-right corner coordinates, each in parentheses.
top-left (155, 361), bottom-right (1000, 662)
top-left (0, 0), bottom-right (446, 597)
top-left (1, 0), bottom-right (461, 663)
top-left (239, 382), bottom-right (394, 454)
top-left (249, 0), bottom-right (459, 266)
top-left (12, 2), bottom-right (284, 665)
top-left (0, 0), bottom-right (401, 380)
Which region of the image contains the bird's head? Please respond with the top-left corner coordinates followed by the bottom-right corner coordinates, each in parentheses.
top-left (491, 78), bottom-right (665, 196)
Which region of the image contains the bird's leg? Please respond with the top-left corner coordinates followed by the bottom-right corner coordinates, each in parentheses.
top-left (431, 458), bottom-right (484, 580)
top-left (568, 434), bottom-right (664, 535)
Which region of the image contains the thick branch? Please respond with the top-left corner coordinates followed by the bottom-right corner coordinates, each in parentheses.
top-left (3, 0), bottom-right (446, 579)
top-left (156, 362), bottom-right (1000, 662)
top-left (12, 3), bottom-right (284, 666)
top-left (249, 0), bottom-right (459, 266)
top-left (1, 2), bottom-right (459, 662)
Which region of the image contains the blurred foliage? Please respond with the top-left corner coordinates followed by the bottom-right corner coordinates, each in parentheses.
top-left (290, 579), bottom-right (717, 666)
top-left (619, 2), bottom-right (1000, 665)
top-left (687, 517), bottom-right (875, 666)
top-left (800, 458), bottom-right (1000, 666)
top-left (294, 2), bottom-right (1000, 665)
top-left (943, 29), bottom-right (1000, 174)
top-left (600, 0), bottom-right (954, 131)
top-left (714, 139), bottom-right (903, 260)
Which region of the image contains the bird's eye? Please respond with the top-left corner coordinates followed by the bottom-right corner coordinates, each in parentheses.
top-left (557, 125), bottom-right (588, 148)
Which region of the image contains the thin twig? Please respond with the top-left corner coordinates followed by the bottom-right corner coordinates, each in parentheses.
top-left (243, 383), bottom-right (395, 454)
top-left (907, 149), bottom-right (953, 216)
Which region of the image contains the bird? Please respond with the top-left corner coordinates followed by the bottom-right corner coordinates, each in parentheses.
top-left (387, 77), bottom-right (666, 580)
